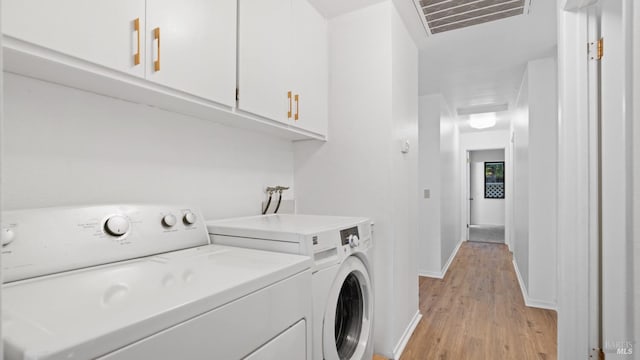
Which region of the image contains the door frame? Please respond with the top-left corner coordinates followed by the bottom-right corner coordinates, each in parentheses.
top-left (556, 1), bottom-right (616, 357)
top-left (462, 147), bottom-right (509, 248)
top-left (466, 150), bottom-right (471, 241)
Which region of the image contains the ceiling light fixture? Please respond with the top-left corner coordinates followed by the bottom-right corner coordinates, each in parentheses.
top-left (469, 113), bottom-right (497, 129)
top-left (457, 103), bottom-right (509, 116)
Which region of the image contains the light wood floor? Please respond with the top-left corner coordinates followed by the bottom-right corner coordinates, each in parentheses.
top-left (399, 242), bottom-right (557, 360)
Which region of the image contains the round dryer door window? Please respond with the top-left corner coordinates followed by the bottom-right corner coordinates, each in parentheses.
top-left (323, 256), bottom-right (373, 360)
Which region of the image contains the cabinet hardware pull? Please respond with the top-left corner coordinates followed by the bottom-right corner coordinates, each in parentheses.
top-left (133, 18), bottom-right (141, 65)
top-left (154, 27), bottom-right (161, 71)
top-left (294, 94), bottom-right (299, 121)
top-left (288, 91), bottom-right (292, 119)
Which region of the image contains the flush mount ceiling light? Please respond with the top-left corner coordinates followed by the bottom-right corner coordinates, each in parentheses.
top-left (413, 0), bottom-right (531, 35)
top-left (469, 113), bottom-right (497, 129)
top-left (457, 102), bottom-right (509, 116)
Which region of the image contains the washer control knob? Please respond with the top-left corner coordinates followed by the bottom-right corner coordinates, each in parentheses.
top-left (104, 215), bottom-right (130, 236)
top-left (348, 234), bottom-right (360, 248)
top-left (162, 214), bottom-right (177, 228)
top-left (183, 211), bottom-right (197, 225)
top-left (1, 228), bottom-right (15, 246)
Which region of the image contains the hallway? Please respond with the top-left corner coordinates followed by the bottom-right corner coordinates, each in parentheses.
top-left (469, 225), bottom-right (505, 244)
top-left (401, 242), bottom-right (557, 360)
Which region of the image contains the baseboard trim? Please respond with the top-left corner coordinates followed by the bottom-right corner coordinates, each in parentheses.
top-left (392, 310), bottom-right (422, 360)
top-left (440, 239), bottom-right (463, 278)
top-left (419, 240), bottom-right (464, 279)
top-left (512, 259), bottom-right (557, 311)
top-left (418, 269), bottom-right (442, 278)
top-left (526, 298), bottom-right (558, 311)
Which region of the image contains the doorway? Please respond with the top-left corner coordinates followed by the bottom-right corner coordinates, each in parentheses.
top-left (467, 149), bottom-right (506, 243)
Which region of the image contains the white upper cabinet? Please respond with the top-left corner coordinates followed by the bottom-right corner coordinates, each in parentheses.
top-left (2, 0), bottom-right (146, 78)
top-left (145, 0), bottom-right (236, 106)
top-left (237, 0), bottom-right (293, 124)
top-left (2, 0), bottom-right (327, 139)
top-left (291, 0), bottom-right (328, 135)
top-left (237, 0), bottom-right (328, 136)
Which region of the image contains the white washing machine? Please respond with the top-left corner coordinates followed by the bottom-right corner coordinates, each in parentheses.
top-left (1, 205), bottom-right (313, 360)
top-left (207, 214), bottom-right (374, 360)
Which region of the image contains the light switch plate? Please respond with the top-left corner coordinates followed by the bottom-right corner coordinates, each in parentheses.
top-left (423, 189), bottom-right (430, 199)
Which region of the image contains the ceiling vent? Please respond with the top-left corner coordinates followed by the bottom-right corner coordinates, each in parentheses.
top-left (415, 0), bottom-right (530, 35)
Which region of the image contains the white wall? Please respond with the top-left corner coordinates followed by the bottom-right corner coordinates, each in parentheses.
top-left (511, 57), bottom-right (558, 309)
top-left (513, 70), bottom-right (530, 291)
top-left (2, 74), bottom-right (295, 218)
top-left (293, 2), bottom-right (419, 357)
top-left (439, 109), bottom-right (461, 270)
top-left (417, 95), bottom-right (441, 275)
top-left (527, 57), bottom-right (558, 307)
top-left (390, 5), bottom-right (420, 352)
top-left (469, 149), bottom-right (505, 226)
top-left (417, 95), bottom-right (461, 278)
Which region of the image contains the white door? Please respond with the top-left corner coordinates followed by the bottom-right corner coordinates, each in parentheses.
top-left (2, 0), bottom-right (146, 77)
top-left (291, 0), bottom-right (328, 135)
top-left (237, 0), bottom-right (292, 123)
top-left (145, 0), bottom-right (236, 105)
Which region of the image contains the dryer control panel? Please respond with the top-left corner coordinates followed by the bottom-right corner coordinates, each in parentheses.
top-left (1, 205), bottom-right (210, 282)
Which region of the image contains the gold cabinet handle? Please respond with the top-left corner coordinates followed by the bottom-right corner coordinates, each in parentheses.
top-left (133, 18), bottom-right (141, 65)
top-left (154, 27), bottom-right (161, 71)
top-left (287, 91), bottom-right (292, 119)
top-left (294, 94), bottom-right (299, 121)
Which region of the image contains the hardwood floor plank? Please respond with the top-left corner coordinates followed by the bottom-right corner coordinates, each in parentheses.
top-left (400, 242), bottom-right (557, 360)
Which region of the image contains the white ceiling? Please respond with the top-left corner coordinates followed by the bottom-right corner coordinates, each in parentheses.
top-left (418, 0), bottom-right (557, 132)
top-left (309, 0), bottom-right (429, 46)
top-left (309, 0), bottom-right (557, 133)
top-left (308, 0), bottom-right (386, 18)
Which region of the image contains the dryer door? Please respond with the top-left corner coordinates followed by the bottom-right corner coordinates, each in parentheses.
top-left (323, 256), bottom-right (373, 360)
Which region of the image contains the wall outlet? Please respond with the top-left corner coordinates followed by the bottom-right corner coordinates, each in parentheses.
top-left (423, 189), bottom-right (430, 199)
top-left (262, 199), bottom-right (296, 214)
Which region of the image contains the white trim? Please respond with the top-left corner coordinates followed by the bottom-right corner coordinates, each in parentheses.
top-left (512, 259), bottom-right (557, 311)
top-left (392, 310), bottom-right (422, 360)
top-left (411, 0), bottom-right (432, 37)
top-left (562, 0), bottom-right (599, 11)
top-left (418, 270), bottom-right (442, 278)
top-left (460, 140), bottom-right (512, 253)
top-left (440, 239), bottom-right (462, 279)
top-left (418, 239), bottom-right (463, 279)
top-left (557, 4), bottom-right (599, 357)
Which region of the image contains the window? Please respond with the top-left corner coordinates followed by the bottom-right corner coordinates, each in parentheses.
top-left (485, 161), bottom-right (505, 199)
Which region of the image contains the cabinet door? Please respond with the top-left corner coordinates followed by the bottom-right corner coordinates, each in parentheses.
top-left (145, 0), bottom-right (236, 106)
top-left (2, 0), bottom-right (145, 77)
top-left (237, 0), bottom-right (292, 123)
top-left (291, 0), bottom-right (328, 135)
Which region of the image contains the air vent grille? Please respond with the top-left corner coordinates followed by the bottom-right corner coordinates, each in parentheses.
top-left (418, 0), bottom-right (526, 34)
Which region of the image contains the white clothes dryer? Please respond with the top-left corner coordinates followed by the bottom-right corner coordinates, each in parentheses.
top-left (207, 214), bottom-right (374, 360)
top-left (1, 205), bottom-right (313, 360)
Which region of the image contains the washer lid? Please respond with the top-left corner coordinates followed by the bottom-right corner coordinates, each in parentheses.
top-left (207, 214), bottom-right (370, 242)
top-left (2, 245), bottom-right (311, 360)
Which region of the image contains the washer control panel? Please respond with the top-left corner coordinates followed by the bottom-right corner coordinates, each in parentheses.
top-left (340, 227), bottom-right (360, 247)
top-left (1, 205), bottom-right (209, 282)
